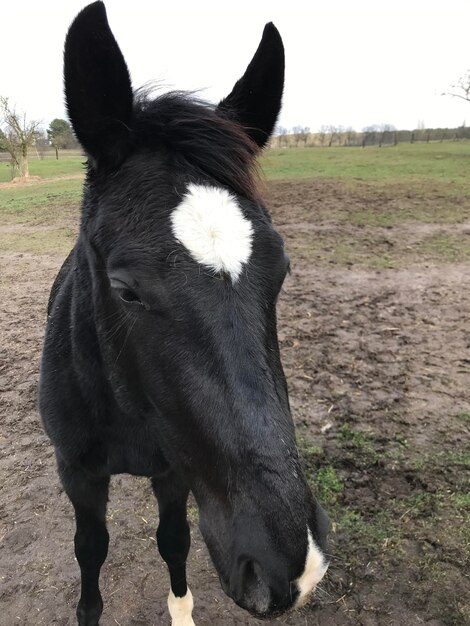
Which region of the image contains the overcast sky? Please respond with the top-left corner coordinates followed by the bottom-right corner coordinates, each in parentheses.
top-left (2, 0), bottom-right (470, 133)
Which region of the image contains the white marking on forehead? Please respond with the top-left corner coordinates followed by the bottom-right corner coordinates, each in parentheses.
top-left (295, 528), bottom-right (329, 608)
top-left (170, 183), bottom-right (253, 281)
top-left (168, 588), bottom-right (196, 626)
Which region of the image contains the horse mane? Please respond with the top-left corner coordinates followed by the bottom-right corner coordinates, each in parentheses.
top-left (131, 90), bottom-right (261, 202)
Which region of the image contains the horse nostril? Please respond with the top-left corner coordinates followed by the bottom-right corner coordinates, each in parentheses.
top-left (234, 558), bottom-right (271, 614)
top-left (240, 559), bottom-right (260, 591)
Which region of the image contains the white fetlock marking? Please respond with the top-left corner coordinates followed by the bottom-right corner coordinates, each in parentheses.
top-left (168, 588), bottom-right (196, 626)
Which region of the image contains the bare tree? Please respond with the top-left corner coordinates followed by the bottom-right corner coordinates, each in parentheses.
top-left (318, 125), bottom-right (328, 146)
top-left (35, 129), bottom-right (49, 160)
top-left (327, 125), bottom-right (339, 147)
top-left (292, 126), bottom-right (310, 147)
top-left (276, 125), bottom-right (289, 148)
top-left (345, 127), bottom-right (357, 146)
top-left (0, 96), bottom-right (40, 178)
top-left (362, 125), bottom-right (379, 147)
top-left (443, 70), bottom-right (470, 103)
top-left (378, 123), bottom-right (396, 147)
top-left (335, 125), bottom-right (345, 146)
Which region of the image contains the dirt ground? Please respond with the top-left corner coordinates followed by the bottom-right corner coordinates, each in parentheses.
top-left (1, 179), bottom-right (469, 625)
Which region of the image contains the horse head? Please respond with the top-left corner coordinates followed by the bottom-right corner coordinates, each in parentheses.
top-left (62, 1), bottom-right (329, 618)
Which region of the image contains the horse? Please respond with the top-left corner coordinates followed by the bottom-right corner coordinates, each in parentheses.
top-left (39, 2), bottom-right (329, 624)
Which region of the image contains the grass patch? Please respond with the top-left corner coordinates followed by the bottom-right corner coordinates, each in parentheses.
top-left (339, 424), bottom-right (380, 464)
top-left (261, 142), bottom-right (470, 191)
top-left (416, 233), bottom-right (470, 263)
top-left (348, 191), bottom-right (470, 227)
top-left (330, 239), bottom-right (397, 269)
top-left (0, 228), bottom-right (76, 255)
top-left (291, 228), bottom-right (470, 269)
top-left (401, 492), bottom-right (441, 518)
top-left (456, 410), bottom-right (470, 423)
top-left (440, 450), bottom-right (470, 472)
top-left (0, 154), bottom-right (84, 183)
top-left (457, 409), bottom-right (470, 424)
top-left (297, 435), bottom-right (323, 460)
top-left (451, 493), bottom-right (470, 511)
top-left (291, 230), bottom-right (398, 269)
top-left (0, 178), bottom-right (83, 225)
top-left (339, 424), bottom-right (373, 448)
top-left (312, 466), bottom-right (344, 506)
top-left (334, 508), bottom-right (396, 557)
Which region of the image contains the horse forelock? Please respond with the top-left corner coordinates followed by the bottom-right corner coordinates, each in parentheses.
top-left (131, 90), bottom-right (261, 203)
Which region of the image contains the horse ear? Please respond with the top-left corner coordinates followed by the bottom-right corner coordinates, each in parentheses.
top-left (217, 23), bottom-right (284, 149)
top-left (64, 1), bottom-right (133, 167)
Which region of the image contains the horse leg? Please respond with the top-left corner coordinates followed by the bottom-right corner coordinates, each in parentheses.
top-left (58, 459), bottom-right (110, 626)
top-left (151, 474), bottom-right (195, 626)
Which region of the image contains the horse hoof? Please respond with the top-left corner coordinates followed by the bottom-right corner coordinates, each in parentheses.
top-left (77, 598), bottom-right (103, 626)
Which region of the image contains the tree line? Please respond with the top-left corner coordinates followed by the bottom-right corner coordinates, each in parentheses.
top-left (272, 123), bottom-right (470, 149)
top-left (275, 69), bottom-right (470, 150)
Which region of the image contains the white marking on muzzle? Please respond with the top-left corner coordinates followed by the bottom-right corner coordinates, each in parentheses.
top-left (168, 588), bottom-right (196, 626)
top-left (170, 183), bottom-right (253, 281)
top-left (295, 528), bottom-right (328, 608)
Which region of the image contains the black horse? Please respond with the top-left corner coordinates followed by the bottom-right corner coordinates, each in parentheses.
top-left (39, 3), bottom-right (329, 624)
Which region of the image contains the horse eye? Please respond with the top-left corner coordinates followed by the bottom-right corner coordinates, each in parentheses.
top-left (119, 289), bottom-right (142, 305)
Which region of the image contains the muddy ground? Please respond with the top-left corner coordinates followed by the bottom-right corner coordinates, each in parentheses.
top-left (1, 179), bottom-right (469, 625)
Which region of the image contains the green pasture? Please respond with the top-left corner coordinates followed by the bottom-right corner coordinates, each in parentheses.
top-left (1, 139), bottom-right (469, 187)
top-left (1, 141), bottom-right (470, 259)
top-left (1, 139), bottom-right (470, 186)
top-left (262, 141), bottom-right (470, 189)
top-left (0, 152), bottom-right (84, 183)
top-left (0, 178), bottom-right (83, 223)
